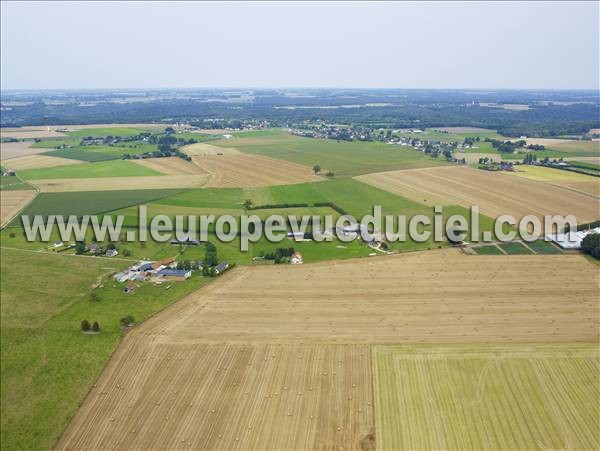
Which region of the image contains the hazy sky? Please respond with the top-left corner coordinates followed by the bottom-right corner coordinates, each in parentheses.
top-left (1, 1), bottom-right (598, 90)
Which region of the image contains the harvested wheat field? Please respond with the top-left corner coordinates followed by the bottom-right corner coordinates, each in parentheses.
top-left (1, 190), bottom-right (36, 225)
top-left (0, 129), bottom-right (66, 139)
top-left (2, 155), bottom-right (84, 171)
top-left (0, 141), bottom-right (48, 160)
top-left (356, 166), bottom-right (600, 224)
top-left (56, 250), bottom-right (598, 450)
top-left (373, 343), bottom-right (599, 450)
top-left (33, 174), bottom-right (209, 192)
top-left (183, 142), bottom-right (321, 188)
top-left (131, 157), bottom-right (207, 175)
top-left (141, 249), bottom-right (598, 345)
top-left (57, 342), bottom-right (373, 451)
top-left (193, 154), bottom-right (320, 188)
top-left (183, 142), bottom-right (238, 156)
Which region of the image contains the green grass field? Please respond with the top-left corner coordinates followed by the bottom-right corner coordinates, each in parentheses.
top-left (43, 143), bottom-right (159, 162)
top-left (18, 160), bottom-right (162, 180)
top-left (0, 247), bottom-right (210, 451)
top-left (12, 189), bottom-right (184, 225)
top-left (42, 148), bottom-right (119, 162)
top-left (211, 129), bottom-right (450, 177)
top-left (527, 240), bottom-right (563, 255)
top-left (156, 187), bottom-right (245, 209)
top-left (497, 242), bottom-right (535, 254)
top-left (65, 127), bottom-right (157, 138)
top-left (472, 244), bottom-right (504, 255)
top-left (373, 344), bottom-right (600, 451)
top-left (570, 160), bottom-right (600, 171)
top-left (30, 139), bottom-right (79, 149)
top-left (0, 174), bottom-right (34, 191)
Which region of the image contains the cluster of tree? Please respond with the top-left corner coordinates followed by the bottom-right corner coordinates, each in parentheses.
top-left (176, 260), bottom-right (201, 270)
top-left (486, 138), bottom-right (526, 153)
top-left (4, 89), bottom-right (598, 140)
top-left (120, 315), bottom-right (135, 327)
top-left (203, 242), bottom-right (218, 275)
top-left (313, 201), bottom-right (349, 216)
top-left (75, 240), bottom-right (86, 255)
top-left (262, 247), bottom-right (295, 264)
top-left (526, 144), bottom-right (545, 150)
top-left (249, 202), bottom-right (309, 210)
top-left (81, 320), bottom-right (100, 332)
top-left (463, 136), bottom-right (480, 145)
top-left (523, 153), bottom-right (538, 164)
top-left (564, 220), bottom-right (600, 233)
top-left (581, 233), bottom-right (600, 259)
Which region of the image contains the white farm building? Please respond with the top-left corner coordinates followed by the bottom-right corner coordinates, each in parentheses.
top-left (546, 227), bottom-right (600, 250)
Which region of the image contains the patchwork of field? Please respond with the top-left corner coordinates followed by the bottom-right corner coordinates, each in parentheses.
top-left (0, 140), bottom-right (49, 160)
top-left (0, 190), bottom-right (36, 225)
top-left (131, 157), bottom-right (207, 175)
top-left (2, 154), bottom-right (84, 170)
top-left (509, 165), bottom-right (599, 197)
top-left (32, 174), bottom-right (209, 192)
top-left (209, 130), bottom-right (449, 177)
top-left (356, 166), bottom-right (600, 224)
top-left (372, 344), bottom-right (599, 450)
top-left (55, 250), bottom-right (598, 450)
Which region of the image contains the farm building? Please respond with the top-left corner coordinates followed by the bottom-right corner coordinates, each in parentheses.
top-left (87, 243), bottom-right (101, 255)
top-left (136, 262), bottom-right (154, 272)
top-left (214, 261), bottom-right (229, 275)
top-left (152, 258), bottom-right (176, 270)
top-left (157, 269), bottom-right (191, 280)
top-left (170, 238), bottom-right (200, 246)
top-left (287, 231), bottom-right (305, 240)
top-left (546, 227), bottom-right (600, 249)
top-left (113, 272), bottom-right (129, 283)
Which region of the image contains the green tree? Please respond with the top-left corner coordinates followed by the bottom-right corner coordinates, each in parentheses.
top-left (581, 233), bottom-right (600, 259)
top-left (92, 321), bottom-right (100, 332)
top-left (75, 240), bottom-right (86, 255)
top-left (81, 320), bottom-right (91, 332)
top-left (243, 199), bottom-right (253, 211)
top-left (90, 292), bottom-right (101, 302)
top-left (312, 164), bottom-right (321, 175)
top-left (120, 315), bottom-right (135, 327)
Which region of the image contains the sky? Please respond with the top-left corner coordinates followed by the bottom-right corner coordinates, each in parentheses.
top-left (1, 1), bottom-right (598, 90)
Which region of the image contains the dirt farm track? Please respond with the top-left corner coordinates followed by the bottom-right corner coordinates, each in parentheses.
top-left (56, 250), bottom-right (598, 450)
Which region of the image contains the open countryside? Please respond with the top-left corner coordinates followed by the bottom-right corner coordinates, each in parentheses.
top-left (1, 2), bottom-right (600, 450)
top-left (56, 250), bottom-right (598, 449)
top-left (2, 118), bottom-right (599, 451)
